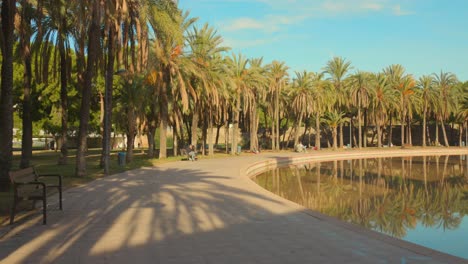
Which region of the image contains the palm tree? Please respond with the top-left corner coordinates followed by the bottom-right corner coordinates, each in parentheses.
top-left (349, 71), bottom-right (373, 148)
top-left (121, 74), bottom-right (146, 163)
top-left (186, 23), bottom-right (230, 155)
top-left (246, 57), bottom-right (266, 152)
top-left (323, 111), bottom-right (348, 150)
top-left (324, 56), bottom-right (352, 148)
top-left (371, 73), bottom-right (398, 148)
top-left (147, 7), bottom-right (196, 159)
top-left (416, 75), bottom-right (437, 147)
top-left (310, 72), bottom-right (332, 149)
top-left (226, 53), bottom-right (250, 154)
top-left (433, 71), bottom-right (458, 146)
top-left (266, 61), bottom-right (289, 150)
top-left (39, 0), bottom-right (77, 165)
top-left (384, 64), bottom-right (414, 146)
top-left (75, 0), bottom-right (102, 177)
top-left (17, 0), bottom-right (34, 168)
top-left (290, 71), bottom-right (314, 147)
top-left (0, 0), bottom-right (17, 189)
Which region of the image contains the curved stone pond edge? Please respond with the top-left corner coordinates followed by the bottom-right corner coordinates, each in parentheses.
top-left (242, 148), bottom-right (468, 263)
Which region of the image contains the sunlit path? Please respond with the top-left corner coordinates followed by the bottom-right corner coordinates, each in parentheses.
top-left (1, 148), bottom-right (467, 264)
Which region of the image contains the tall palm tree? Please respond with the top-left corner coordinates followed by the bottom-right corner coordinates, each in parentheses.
top-left (186, 23), bottom-right (229, 154)
top-left (433, 71), bottom-right (458, 146)
top-left (17, 0), bottom-right (34, 168)
top-left (310, 72), bottom-right (332, 149)
top-left (349, 71), bottom-right (373, 148)
top-left (384, 64), bottom-right (414, 146)
top-left (291, 71), bottom-right (314, 147)
top-left (416, 75), bottom-right (437, 147)
top-left (0, 0), bottom-right (17, 189)
top-left (266, 61), bottom-right (289, 150)
top-left (246, 57), bottom-right (266, 152)
top-left (324, 56), bottom-right (352, 148)
top-left (147, 7), bottom-right (195, 159)
top-left (323, 111), bottom-right (348, 150)
top-left (370, 73), bottom-right (398, 148)
top-left (226, 53), bottom-right (250, 154)
top-left (39, 0), bottom-right (76, 165)
top-left (75, 0), bottom-right (102, 177)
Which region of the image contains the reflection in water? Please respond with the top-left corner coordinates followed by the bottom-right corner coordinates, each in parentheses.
top-left (254, 155), bottom-right (468, 259)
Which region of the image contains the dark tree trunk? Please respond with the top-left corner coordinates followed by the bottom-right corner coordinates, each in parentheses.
top-left (0, 0), bottom-right (16, 190)
top-left (126, 108), bottom-right (135, 163)
top-left (75, 0), bottom-right (101, 177)
top-left (20, 0), bottom-right (33, 168)
top-left (232, 93), bottom-right (241, 154)
top-left (147, 117), bottom-right (156, 158)
top-left (58, 20), bottom-right (69, 165)
top-left (191, 103), bottom-right (199, 146)
top-left (159, 67), bottom-right (170, 159)
top-left (101, 24), bottom-right (116, 173)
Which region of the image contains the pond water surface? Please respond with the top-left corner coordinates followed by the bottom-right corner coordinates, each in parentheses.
top-left (253, 155), bottom-right (468, 259)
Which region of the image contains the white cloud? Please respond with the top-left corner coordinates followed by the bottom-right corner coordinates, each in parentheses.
top-left (218, 1), bottom-right (414, 36)
top-left (251, 0), bottom-right (413, 16)
top-left (392, 4), bottom-right (413, 16)
top-left (224, 18), bottom-right (266, 31)
top-left (223, 14), bottom-right (310, 33)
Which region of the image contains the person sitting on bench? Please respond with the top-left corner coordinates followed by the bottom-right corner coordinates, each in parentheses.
top-left (188, 145), bottom-right (197, 161)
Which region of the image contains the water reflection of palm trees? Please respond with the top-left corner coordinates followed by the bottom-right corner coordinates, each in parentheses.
top-left (254, 155), bottom-right (467, 239)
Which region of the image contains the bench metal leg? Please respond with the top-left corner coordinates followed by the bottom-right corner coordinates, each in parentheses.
top-left (43, 189), bottom-right (47, 225)
top-left (59, 187), bottom-right (62, 210)
top-left (10, 198), bottom-right (17, 225)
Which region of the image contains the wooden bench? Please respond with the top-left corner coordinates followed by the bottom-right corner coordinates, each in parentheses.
top-left (9, 167), bottom-right (63, 225)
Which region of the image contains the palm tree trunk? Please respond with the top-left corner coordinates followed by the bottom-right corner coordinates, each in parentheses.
top-left (388, 113), bottom-right (393, 146)
top-left (147, 118), bottom-right (156, 158)
top-left (101, 24), bottom-right (116, 173)
top-left (249, 104), bottom-right (259, 151)
top-left (126, 109), bottom-right (135, 162)
top-left (441, 118), bottom-right (449, 147)
top-left (159, 68), bottom-right (170, 159)
top-left (435, 119), bottom-right (440, 145)
top-left (294, 110), bottom-right (304, 147)
top-left (465, 121), bottom-right (468, 147)
top-left (315, 114), bottom-right (321, 149)
top-left (358, 102), bottom-right (362, 149)
top-left (275, 88), bottom-right (280, 150)
top-left (20, 2), bottom-right (33, 168)
top-left (191, 103), bottom-right (199, 146)
top-left (333, 127), bottom-right (337, 150)
top-left (271, 114), bottom-right (275, 150)
top-left (232, 92), bottom-right (241, 154)
top-left (75, 0), bottom-right (101, 177)
top-left (0, 0), bottom-right (16, 189)
top-left (459, 125), bottom-right (463, 147)
top-left (208, 107), bottom-right (214, 156)
top-left (58, 34), bottom-right (69, 165)
top-left (363, 109), bottom-right (367, 148)
top-left (422, 108), bottom-right (427, 147)
top-left (339, 123), bottom-right (344, 148)
top-left (376, 116), bottom-right (381, 148)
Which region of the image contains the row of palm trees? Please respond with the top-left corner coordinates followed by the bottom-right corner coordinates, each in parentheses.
top-left (0, 0), bottom-right (467, 188)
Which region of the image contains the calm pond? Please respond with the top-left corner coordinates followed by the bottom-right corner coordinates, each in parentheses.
top-left (253, 155), bottom-right (468, 259)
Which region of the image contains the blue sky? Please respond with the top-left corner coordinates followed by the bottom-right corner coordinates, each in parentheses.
top-left (179, 0), bottom-right (468, 81)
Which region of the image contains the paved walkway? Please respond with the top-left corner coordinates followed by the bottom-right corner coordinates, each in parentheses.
top-left (1, 148), bottom-right (467, 264)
